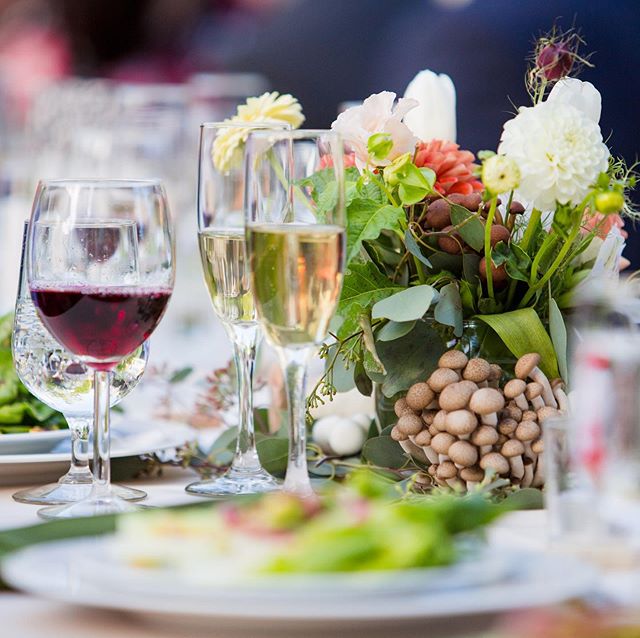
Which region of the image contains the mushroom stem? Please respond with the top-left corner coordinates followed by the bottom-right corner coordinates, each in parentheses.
top-left (553, 385), bottom-right (569, 413)
top-left (399, 440), bottom-right (413, 455)
top-left (465, 481), bottom-right (479, 491)
top-left (532, 455), bottom-right (544, 487)
top-left (438, 453), bottom-right (449, 463)
top-left (521, 461), bottom-right (534, 488)
top-left (423, 446), bottom-right (439, 465)
top-left (513, 394), bottom-right (528, 410)
top-left (530, 368), bottom-right (557, 408)
top-left (481, 413), bottom-right (498, 426)
top-left (530, 396), bottom-right (545, 411)
top-left (509, 455), bottom-right (525, 480)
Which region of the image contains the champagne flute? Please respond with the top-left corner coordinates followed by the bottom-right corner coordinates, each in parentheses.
top-left (244, 130), bottom-right (346, 496)
top-left (186, 122), bottom-right (286, 497)
top-left (12, 221), bottom-right (150, 506)
top-left (27, 179), bottom-right (174, 518)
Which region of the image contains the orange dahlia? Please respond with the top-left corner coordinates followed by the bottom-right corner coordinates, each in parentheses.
top-left (414, 140), bottom-right (483, 196)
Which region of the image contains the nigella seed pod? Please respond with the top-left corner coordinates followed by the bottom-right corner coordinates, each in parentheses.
top-left (536, 42), bottom-right (573, 81)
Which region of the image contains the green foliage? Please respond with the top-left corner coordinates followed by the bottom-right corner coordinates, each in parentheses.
top-left (346, 200), bottom-right (405, 263)
top-left (434, 283), bottom-right (463, 337)
top-left (339, 262), bottom-right (404, 316)
top-left (549, 297), bottom-right (568, 382)
top-left (450, 205), bottom-right (484, 251)
top-left (367, 133), bottom-right (393, 163)
top-left (372, 285), bottom-right (436, 323)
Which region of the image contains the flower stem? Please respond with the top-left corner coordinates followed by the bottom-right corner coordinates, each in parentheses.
top-left (519, 208), bottom-right (542, 255)
top-left (529, 232), bottom-right (559, 286)
top-left (483, 196), bottom-right (498, 299)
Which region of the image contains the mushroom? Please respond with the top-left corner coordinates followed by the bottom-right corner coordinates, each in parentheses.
top-left (448, 440), bottom-right (478, 469)
top-left (532, 438), bottom-right (544, 487)
top-left (438, 350), bottom-right (468, 371)
top-left (445, 410), bottom-right (478, 440)
top-left (503, 379), bottom-right (528, 411)
top-left (436, 460), bottom-right (460, 489)
top-left (428, 424), bottom-right (439, 436)
top-left (463, 358), bottom-right (491, 387)
top-left (522, 410), bottom-right (537, 422)
top-left (537, 406), bottom-right (560, 424)
top-left (551, 380), bottom-right (569, 413)
top-left (431, 432), bottom-right (455, 462)
top-left (396, 413), bottom-right (424, 436)
top-left (501, 439), bottom-right (525, 480)
top-left (488, 364), bottom-right (502, 388)
top-left (427, 368), bottom-right (460, 392)
top-left (391, 425), bottom-right (413, 456)
top-left (438, 380), bottom-right (477, 411)
top-left (515, 420), bottom-right (540, 459)
top-left (414, 429), bottom-right (438, 464)
top-left (413, 472), bottom-right (431, 487)
top-left (503, 403), bottom-right (522, 422)
top-left (521, 458), bottom-right (534, 488)
top-left (433, 409), bottom-right (448, 431)
top-left (427, 463), bottom-right (438, 478)
top-left (515, 353), bottom-right (557, 408)
top-left (421, 409), bottom-right (437, 426)
top-left (405, 382), bottom-right (436, 411)
top-left (525, 382), bottom-right (545, 410)
top-left (498, 418), bottom-right (518, 437)
top-left (479, 452), bottom-right (510, 476)
top-left (471, 425), bottom-right (499, 455)
top-left (469, 387), bottom-right (505, 426)
top-left (497, 433), bottom-right (508, 445)
top-left (460, 465), bottom-right (484, 490)
top-left (394, 398), bottom-right (417, 418)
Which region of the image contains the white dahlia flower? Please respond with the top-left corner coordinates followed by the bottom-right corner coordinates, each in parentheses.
top-left (498, 79), bottom-right (609, 211)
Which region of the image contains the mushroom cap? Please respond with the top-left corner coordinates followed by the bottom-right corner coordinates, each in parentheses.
top-left (471, 425), bottom-right (499, 447)
top-left (431, 432), bottom-right (455, 455)
top-left (445, 410), bottom-right (478, 436)
top-left (414, 429), bottom-right (432, 446)
top-left (489, 364), bottom-right (502, 382)
top-left (427, 463), bottom-right (438, 477)
top-left (479, 452), bottom-right (509, 475)
top-left (522, 410), bottom-right (537, 422)
top-left (428, 424), bottom-right (439, 436)
top-left (537, 406), bottom-right (560, 423)
top-left (503, 403), bottom-right (522, 422)
top-left (525, 382), bottom-right (543, 400)
top-left (448, 440), bottom-right (478, 467)
top-left (390, 425), bottom-right (407, 441)
top-left (501, 439), bottom-right (525, 457)
top-left (460, 465), bottom-right (484, 482)
top-left (515, 353), bottom-right (542, 379)
top-left (427, 368), bottom-right (459, 392)
top-left (462, 358), bottom-right (491, 383)
top-left (515, 420), bottom-right (541, 442)
top-left (433, 409), bottom-right (448, 431)
top-left (497, 433), bottom-right (508, 445)
top-left (469, 387), bottom-right (505, 415)
top-left (397, 413), bottom-right (424, 436)
top-left (394, 398), bottom-right (417, 418)
top-left (405, 382), bottom-right (435, 411)
top-left (436, 460), bottom-right (457, 480)
top-left (421, 409), bottom-right (437, 426)
top-left (438, 381), bottom-right (477, 411)
top-left (438, 350), bottom-right (469, 370)
top-left (503, 378), bottom-right (526, 399)
top-left (498, 418), bottom-right (518, 436)
top-left (531, 438), bottom-right (544, 454)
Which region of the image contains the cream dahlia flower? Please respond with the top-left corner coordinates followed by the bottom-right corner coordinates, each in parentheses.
top-left (212, 92), bottom-right (304, 172)
top-left (498, 79), bottom-right (609, 211)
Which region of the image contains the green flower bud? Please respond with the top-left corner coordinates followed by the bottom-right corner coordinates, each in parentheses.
top-left (595, 191), bottom-right (625, 214)
top-left (382, 152), bottom-right (412, 186)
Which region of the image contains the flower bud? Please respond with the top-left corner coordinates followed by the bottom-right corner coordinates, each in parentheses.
top-left (481, 155), bottom-right (520, 195)
top-left (536, 42), bottom-right (573, 81)
top-left (382, 152), bottom-right (412, 186)
top-left (595, 191), bottom-right (625, 214)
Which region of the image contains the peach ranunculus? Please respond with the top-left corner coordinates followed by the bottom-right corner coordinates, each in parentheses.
top-left (414, 139), bottom-right (483, 196)
top-left (331, 91), bottom-right (418, 170)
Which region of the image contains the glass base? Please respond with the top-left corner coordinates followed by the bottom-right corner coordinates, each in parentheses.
top-left (13, 480), bottom-right (147, 506)
top-left (36, 487), bottom-right (148, 520)
top-left (185, 468), bottom-right (280, 498)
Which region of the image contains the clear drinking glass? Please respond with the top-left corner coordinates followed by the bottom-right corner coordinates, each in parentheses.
top-left (186, 122), bottom-right (287, 497)
top-left (11, 222), bottom-right (150, 506)
top-left (244, 130), bottom-right (346, 496)
top-left (27, 179), bottom-right (175, 518)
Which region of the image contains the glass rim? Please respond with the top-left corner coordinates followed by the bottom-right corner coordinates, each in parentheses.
top-left (245, 128), bottom-right (340, 140)
top-left (200, 121), bottom-right (290, 130)
top-left (37, 178), bottom-right (164, 189)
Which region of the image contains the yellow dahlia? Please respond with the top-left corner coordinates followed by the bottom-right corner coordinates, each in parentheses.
top-left (212, 92), bottom-right (305, 172)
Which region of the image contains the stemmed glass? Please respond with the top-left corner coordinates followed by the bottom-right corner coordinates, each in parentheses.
top-left (27, 179), bottom-right (174, 518)
top-left (186, 122), bottom-right (286, 497)
top-left (244, 130), bottom-right (346, 495)
top-left (12, 221), bottom-right (150, 507)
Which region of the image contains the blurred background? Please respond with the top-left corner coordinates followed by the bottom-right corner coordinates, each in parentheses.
top-left (0, 0), bottom-right (637, 382)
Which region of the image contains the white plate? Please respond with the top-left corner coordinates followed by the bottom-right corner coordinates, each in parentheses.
top-left (0, 429), bottom-right (70, 455)
top-left (0, 420), bottom-right (195, 486)
top-left (1, 537), bottom-right (597, 637)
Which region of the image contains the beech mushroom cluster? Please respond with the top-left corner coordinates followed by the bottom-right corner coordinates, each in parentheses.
top-left (391, 351), bottom-right (566, 491)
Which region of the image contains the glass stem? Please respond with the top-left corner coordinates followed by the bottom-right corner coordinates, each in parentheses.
top-left (92, 369), bottom-right (113, 497)
top-left (62, 416), bottom-right (92, 483)
top-left (278, 346), bottom-right (313, 495)
top-left (226, 323), bottom-right (262, 474)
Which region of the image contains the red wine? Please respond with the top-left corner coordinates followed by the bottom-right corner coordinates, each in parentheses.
top-left (31, 285), bottom-right (171, 369)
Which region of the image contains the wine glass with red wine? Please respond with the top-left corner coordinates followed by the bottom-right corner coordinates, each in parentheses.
top-left (27, 179), bottom-right (175, 518)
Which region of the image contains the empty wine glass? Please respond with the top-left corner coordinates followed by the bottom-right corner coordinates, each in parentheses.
top-left (244, 130), bottom-right (346, 496)
top-left (12, 221), bottom-right (150, 506)
top-left (27, 179), bottom-right (175, 518)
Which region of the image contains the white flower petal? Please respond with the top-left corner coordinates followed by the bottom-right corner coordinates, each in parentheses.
top-left (547, 78), bottom-right (602, 123)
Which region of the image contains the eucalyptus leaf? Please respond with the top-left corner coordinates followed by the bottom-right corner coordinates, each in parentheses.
top-left (404, 229), bottom-right (432, 267)
top-left (501, 488), bottom-right (544, 511)
top-left (476, 308), bottom-right (560, 378)
top-left (462, 253), bottom-right (481, 282)
top-left (549, 297), bottom-right (568, 383)
top-left (346, 200), bottom-right (405, 263)
top-left (427, 253), bottom-right (463, 275)
top-left (361, 436), bottom-right (408, 469)
top-left (339, 262), bottom-right (404, 315)
top-left (331, 350), bottom-right (356, 393)
top-left (450, 205), bottom-right (484, 251)
top-left (256, 437), bottom-right (289, 476)
top-left (377, 320), bottom-right (417, 342)
top-left (434, 282), bottom-right (463, 337)
top-left (372, 285), bottom-right (436, 322)
top-left (354, 360), bottom-right (373, 396)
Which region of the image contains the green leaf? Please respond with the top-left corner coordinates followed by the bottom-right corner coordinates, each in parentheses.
top-left (346, 200), bottom-right (405, 263)
top-left (476, 308), bottom-right (560, 378)
top-left (501, 488), bottom-right (543, 511)
top-left (361, 436), bottom-right (408, 469)
top-left (434, 282), bottom-right (463, 337)
top-left (169, 366), bottom-right (193, 384)
top-left (372, 285), bottom-right (436, 322)
top-left (360, 314), bottom-right (386, 375)
top-left (505, 243), bottom-right (531, 283)
top-left (206, 427), bottom-right (238, 456)
top-left (450, 205), bottom-right (484, 251)
top-left (377, 320), bottom-right (447, 397)
top-left (549, 297), bottom-right (568, 383)
top-left (331, 350), bottom-right (356, 393)
top-left (367, 133), bottom-right (393, 163)
top-left (0, 313), bottom-right (12, 348)
top-left (404, 229), bottom-right (432, 267)
top-left (257, 437), bottom-right (289, 476)
top-left (356, 174), bottom-right (386, 204)
top-left (397, 165), bottom-right (434, 206)
top-left (377, 320), bottom-right (416, 342)
top-left (339, 262), bottom-right (404, 315)
top-left (462, 253), bottom-right (481, 282)
top-left (354, 360), bottom-right (373, 396)
top-left (317, 181), bottom-right (338, 214)
top-left (459, 280), bottom-right (476, 314)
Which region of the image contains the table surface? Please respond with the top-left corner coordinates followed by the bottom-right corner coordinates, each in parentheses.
top-left (0, 468), bottom-right (624, 638)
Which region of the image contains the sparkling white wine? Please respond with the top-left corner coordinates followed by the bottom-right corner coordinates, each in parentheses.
top-left (199, 228), bottom-right (255, 325)
top-left (248, 224), bottom-right (345, 348)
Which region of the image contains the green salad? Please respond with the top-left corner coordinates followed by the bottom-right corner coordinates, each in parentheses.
top-left (0, 313), bottom-right (67, 433)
